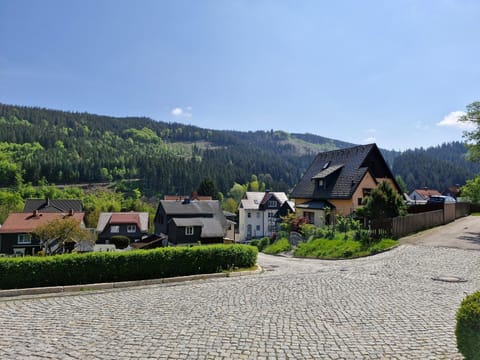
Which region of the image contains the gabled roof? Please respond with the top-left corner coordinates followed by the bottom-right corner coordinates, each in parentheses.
top-left (291, 144), bottom-right (398, 200)
top-left (240, 192), bottom-right (289, 210)
top-left (0, 212), bottom-right (85, 234)
top-left (96, 212), bottom-right (149, 233)
top-left (410, 189), bottom-right (442, 200)
top-left (23, 199), bottom-right (83, 213)
top-left (158, 200), bottom-right (228, 228)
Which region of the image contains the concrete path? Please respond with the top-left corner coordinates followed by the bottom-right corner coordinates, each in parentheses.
top-left (400, 215), bottom-right (480, 250)
top-left (0, 218), bottom-right (479, 359)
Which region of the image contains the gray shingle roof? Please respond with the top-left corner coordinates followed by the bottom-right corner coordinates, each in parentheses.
top-left (160, 200), bottom-right (229, 228)
top-left (291, 144), bottom-right (396, 200)
top-left (23, 199), bottom-right (83, 213)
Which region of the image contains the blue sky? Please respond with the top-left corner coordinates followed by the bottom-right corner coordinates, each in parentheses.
top-left (1, 0), bottom-right (479, 150)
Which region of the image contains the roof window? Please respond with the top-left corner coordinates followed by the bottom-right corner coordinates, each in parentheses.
top-left (322, 161), bottom-right (331, 170)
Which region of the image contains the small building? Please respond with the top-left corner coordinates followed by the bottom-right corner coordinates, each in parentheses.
top-left (96, 212), bottom-right (149, 244)
top-left (0, 210), bottom-right (85, 256)
top-left (154, 199), bottom-right (231, 246)
top-left (409, 188), bottom-right (442, 204)
top-left (238, 191), bottom-right (291, 242)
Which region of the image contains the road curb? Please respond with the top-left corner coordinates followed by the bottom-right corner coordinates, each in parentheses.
top-left (0, 265), bottom-right (263, 299)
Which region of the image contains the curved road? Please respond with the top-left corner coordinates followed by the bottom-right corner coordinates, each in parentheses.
top-left (0, 217), bottom-right (479, 359)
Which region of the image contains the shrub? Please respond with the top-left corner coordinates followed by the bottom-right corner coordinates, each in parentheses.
top-left (263, 238), bottom-right (291, 255)
top-left (109, 235), bottom-right (130, 249)
top-left (456, 291), bottom-right (480, 359)
top-left (0, 244), bottom-right (258, 290)
top-left (250, 237), bottom-right (270, 252)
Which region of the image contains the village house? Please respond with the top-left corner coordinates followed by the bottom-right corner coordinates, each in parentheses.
top-left (290, 144), bottom-right (401, 226)
top-left (154, 198), bottom-right (233, 246)
top-left (96, 212), bottom-right (149, 244)
top-left (238, 191), bottom-right (292, 241)
top-left (0, 210), bottom-right (85, 256)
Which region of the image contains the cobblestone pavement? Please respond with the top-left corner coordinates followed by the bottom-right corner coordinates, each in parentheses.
top-left (1, 245), bottom-right (479, 359)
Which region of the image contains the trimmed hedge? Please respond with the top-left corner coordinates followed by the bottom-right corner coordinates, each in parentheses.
top-left (0, 244), bottom-right (258, 290)
top-left (456, 291), bottom-right (480, 360)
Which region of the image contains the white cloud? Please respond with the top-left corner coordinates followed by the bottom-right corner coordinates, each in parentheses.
top-left (363, 136), bottom-right (376, 144)
top-left (171, 107), bottom-right (192, 118)
top-left (437, 111), bottom-right (474, 129)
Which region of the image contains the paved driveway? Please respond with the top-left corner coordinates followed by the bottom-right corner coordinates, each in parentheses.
top-left (0, 218), bottom-right (479, 359)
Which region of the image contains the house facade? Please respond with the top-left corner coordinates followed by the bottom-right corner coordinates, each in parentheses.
top-left (238, 192), bottom-right (291, 242)
top-left (96, 212), bottom-right (149, 244)
top-left (290, 144), bottom-right (401, 225)
top-left (0, 210), bottom-right (85, 256)
top-left (154, 199), bottom-right (232, 245)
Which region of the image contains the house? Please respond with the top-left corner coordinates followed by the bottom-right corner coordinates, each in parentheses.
top-left (409, 188), bottom-right (442, 204)
top-left (0, 210), bottom-right (85, 256)
top-left (154, 198), bottom-right (232, 245)
top-left (96, 212), bottom-right (149, 244)
top-left (23, 198), bottom-right (83, 213)
top-left (290, 144), bottom-right (401, 226)
top-left (238, 191), bottom-right (291, 241)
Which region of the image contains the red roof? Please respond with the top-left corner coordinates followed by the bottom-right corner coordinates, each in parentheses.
top-left (413, 189), bottom-right (442, 200)
top-left (0, 212), bottom-right (85, 234)
top-left (109, 213), bottom-right (140, 228)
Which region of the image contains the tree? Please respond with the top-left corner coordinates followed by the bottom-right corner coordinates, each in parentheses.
top-left (461, 175), bottom-right (480, 203)
top-left (197, 177), bottom-right (220, 200)
top-left (33, 218), bottom-right (93, 254)
top-left (223, 197), bottom-right (238, 214)
top-left (461, 101), bottom-right (480, 161)
top-left (361, 181), bottom-right (407, 220)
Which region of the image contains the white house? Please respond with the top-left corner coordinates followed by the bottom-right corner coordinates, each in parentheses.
top-left (238, 191), bottom-right (291, 242)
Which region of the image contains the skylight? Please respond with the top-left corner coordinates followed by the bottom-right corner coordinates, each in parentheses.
top-left (322, 161), bottom-right (331, 170)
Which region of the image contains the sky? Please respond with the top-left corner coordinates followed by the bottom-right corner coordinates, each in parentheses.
top-left (0, 0), bottom-right (479, 151)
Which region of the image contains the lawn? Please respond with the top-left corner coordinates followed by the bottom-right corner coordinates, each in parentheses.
top-left (293, 235), bottom-right (397, 259)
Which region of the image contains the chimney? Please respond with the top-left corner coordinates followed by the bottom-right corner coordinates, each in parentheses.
top-left (33, 210), bottom-right (38, 217)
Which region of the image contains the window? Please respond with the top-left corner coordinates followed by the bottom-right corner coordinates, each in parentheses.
top-left (247, 212), bottom-right (251, 218)
top-left (256, 212), bottom-right (260, 218)
top-left (322, 161), bottom-right (331, 170)
top-left (127, 225), bottom-right (137, 233)
top-left (110, 225), bottom-right (120, 233)
top-left (357, 198), bottom-right (363, 206)
top-left (256, 225), bottom-right (261, 231)
top-left (268, 212), bottom-right (274, 218)
top-left (185, 226), bottom-right (194, 235)
top-left (268, 200), bottom-right (277, 208)
top-left (17, 234), bottom-right (31, 244)
top-left (304, 211), bottom-right (314, 224)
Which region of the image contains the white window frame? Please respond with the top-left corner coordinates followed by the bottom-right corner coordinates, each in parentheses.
top-left (110, 225), bottom-right (120, 233)
top-left (127, 225), bottom-right (137, 233)
top-left (185, 226), bottom-right (194, 235)
top-left (17, 234), bottom-right (31, 244)
top-left (268, 200), bottom-right (277, 207)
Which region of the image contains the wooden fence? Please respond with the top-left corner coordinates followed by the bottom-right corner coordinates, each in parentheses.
top-left (371, 202), bottom-right (471, 239)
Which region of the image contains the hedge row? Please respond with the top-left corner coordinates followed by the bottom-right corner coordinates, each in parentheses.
top-left (0, 244), bottom-right (258, 290)
top-left (456, 291), bottom-right (480, 360)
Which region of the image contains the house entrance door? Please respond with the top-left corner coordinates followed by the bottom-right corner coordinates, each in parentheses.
top-left (247, 224), bottom-right (252, 239)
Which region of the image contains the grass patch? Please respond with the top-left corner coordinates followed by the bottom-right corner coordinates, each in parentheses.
top-left (471, 212), bottom-right (480, 216)
top-left (263, 238), bottom-right (291, 255)
top-left (294, 235), bottom-right (397, 259)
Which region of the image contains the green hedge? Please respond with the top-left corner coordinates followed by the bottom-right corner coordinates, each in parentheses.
top-left (456, 291), bottom-right (480, 360)
top-left (0, 244), bottom-right (258, 290)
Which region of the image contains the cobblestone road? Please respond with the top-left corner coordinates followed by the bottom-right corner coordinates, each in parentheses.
top-left (1, 229), bottom-right (479, 359)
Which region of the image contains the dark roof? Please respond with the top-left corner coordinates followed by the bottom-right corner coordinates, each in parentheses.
top-left (291, 144), bottom-right (399, 200)
top-left (23, 199), bottom-right (83, 213)
top-left (158, 200), bottom-right (229, 228)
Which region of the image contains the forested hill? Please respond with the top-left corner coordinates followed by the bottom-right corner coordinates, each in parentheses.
top-left (0, 103), bottom-right (353, 196)
top-left (392, 142), bottom-right (480, 192)
top-left (0, 103), bottom-right (477, 196)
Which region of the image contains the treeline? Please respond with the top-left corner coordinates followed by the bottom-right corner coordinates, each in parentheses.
top-left (0, 103), bottom-right (344, 196)
top-left (392, 142), bottom-right (480, 191)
